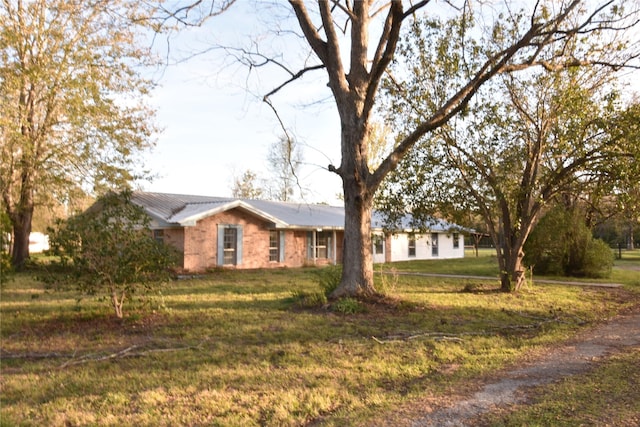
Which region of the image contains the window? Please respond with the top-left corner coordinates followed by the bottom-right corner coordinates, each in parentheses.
top-left (307, 230), bottom-right (332, 260)
top-left (315, 232), bottom-right (328, 258)
top-left (223, 227), bottom-right (237, 265)
top-left (408, 236), bottom-right (416, 257)
top-left (373, 235), bottom-right (384, 255)
top-left (269, 230), bottom-right (279, 262)
top-left (153, 229), bottom-right (164, 243)
top-left (453, 232), bottom-right (460, 249)
top-left (432, 233), bottom-right (439, 256)
top-left (217, 224), bottom-right (242, 266)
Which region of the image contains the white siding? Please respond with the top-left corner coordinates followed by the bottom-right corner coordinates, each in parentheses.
top-left (388, 233), bottom-right (409, 262)
top-left (437, 232), bottom-right (465, 259)
top-left (372, 232), bottom-right (386, 264)
top-left (375, 232), bottom-right (465, 263)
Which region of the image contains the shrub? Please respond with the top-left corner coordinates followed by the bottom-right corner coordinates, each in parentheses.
top-left (0, 212), bottom-right (14, 284)
top-left (314, 265), bottom-right (343, 297)
top-left (290, 290), bottom-right (328, 308)
top-left (0, 251), bottom-right (12, 285)
top-left (47, 191), bottom-right (179, 318)
top-left (290, 265), bottom-right (343, 309)
top-left (524, 206), bottom-right (568, 276)
top-left (580, 238), bottom-right (614, 278)
top-left (524, 205), bottom-right (613, 278)
top-left (332, 297), bottom-right (364, 314)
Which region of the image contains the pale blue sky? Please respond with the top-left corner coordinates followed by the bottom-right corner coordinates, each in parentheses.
top-left (141, 4), bottom-right (344, 204)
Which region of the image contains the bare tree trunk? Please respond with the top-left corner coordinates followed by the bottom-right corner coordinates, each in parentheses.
top-left (331, 179), bottom-right (376, 298)
top-left (329, 123), bottom-right (379, 297)
top-left (496, 212), bottom-right (534, 292)
top-left (10, 206), bottom-right (33, 271)
top-left (473, 233), bottom-right (482, 257)
top-left (329, 100), bottom-right (378, 298)
top-left (7, 74), bottom-right (38, 270)
top-left (500, 247), bottom-right (526, 292)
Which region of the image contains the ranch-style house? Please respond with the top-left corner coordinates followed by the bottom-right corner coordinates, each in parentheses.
top-left (132, 192), bottom-right (466, 272)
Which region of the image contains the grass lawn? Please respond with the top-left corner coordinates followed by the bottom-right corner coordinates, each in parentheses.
top-left (1, 252), bottom-right (639, 426)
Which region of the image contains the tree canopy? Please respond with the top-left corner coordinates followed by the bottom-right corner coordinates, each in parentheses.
top-left (377, 30), bottom-right (639, 290)
top-left (0, 0), bottom-right (159, 269)
top-left (231, 169), bottom-right (265, 199)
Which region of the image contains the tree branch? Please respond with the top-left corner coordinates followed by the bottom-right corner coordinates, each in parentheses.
top-left (55, 340), bottom-right (207, 369)
top-left (262, 64), bottom-right (326, 100)
top-left (370, 0), bottom-right (599, 191)
top-left (288, 0), bottom-right (330, 65)
top-left (153, 0), bottom-right (236, 29)
top-left (363, 2), bottom-right (405, 119)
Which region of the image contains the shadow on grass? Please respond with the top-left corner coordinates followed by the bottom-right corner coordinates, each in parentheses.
top-left (2, 290), bottom-right (592, 355)
top-left (4, 269), bottom-right (636, 427)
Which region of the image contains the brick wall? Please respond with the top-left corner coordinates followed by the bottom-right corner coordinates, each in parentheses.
top-left (162, 228), bottom-right (185, 268)
top-left (165, 207), bottom-right (345, 272)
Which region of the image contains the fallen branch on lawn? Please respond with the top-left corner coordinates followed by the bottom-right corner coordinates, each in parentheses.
top-left (58, 342), bottom-right (206, 368)
top-left (0, 341), bottom-right (207, 368)
top-left (59, 345), bottom-right (140, 368)
top-left (372, 331), bottom-right (486, 344)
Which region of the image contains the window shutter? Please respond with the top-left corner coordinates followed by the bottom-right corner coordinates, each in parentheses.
top-left (236, 225), bottom-right (243, 265)
top-left (307, 231), bottom-right (313, 258)
top-left (279, 231), bottom-right (285, 263)
top-left (217, 224), bottom-right (224, 265)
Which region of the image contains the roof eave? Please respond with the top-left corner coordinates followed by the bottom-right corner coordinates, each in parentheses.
top-left (277, 225), bottom-right (344, 231)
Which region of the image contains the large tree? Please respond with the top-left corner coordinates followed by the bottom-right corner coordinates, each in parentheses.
top-left (0, 0), bottom-right (158, 269)
top-left (167, 1), bottom-right (639, 297)
top-left (378, 62), bottom-right (639, 291)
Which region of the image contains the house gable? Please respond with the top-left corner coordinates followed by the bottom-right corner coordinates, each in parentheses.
top-left (182, 207), bottom-right (272, 271)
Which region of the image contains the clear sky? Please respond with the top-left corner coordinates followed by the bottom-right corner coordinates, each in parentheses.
top-left (141, 4), bottom-right (344, 205)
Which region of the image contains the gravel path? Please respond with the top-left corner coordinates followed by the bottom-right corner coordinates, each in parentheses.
top-left (394, 308), bottom-right (640, 426)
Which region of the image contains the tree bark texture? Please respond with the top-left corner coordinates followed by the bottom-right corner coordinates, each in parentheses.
top-left (332, 138), bottom-right (376, 298)
top-left (499, 247), bottom-right (526, 292)
top-left (10, 209), bottom-right (33, 270)
top-left (8, 169), bottom-right (36, 270)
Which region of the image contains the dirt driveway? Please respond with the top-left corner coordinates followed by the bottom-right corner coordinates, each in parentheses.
top-left (375, 302), bottom-right (640, 426)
